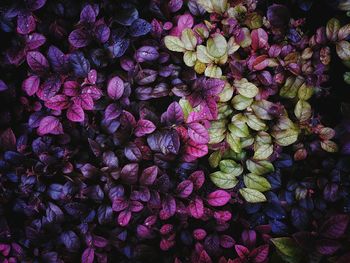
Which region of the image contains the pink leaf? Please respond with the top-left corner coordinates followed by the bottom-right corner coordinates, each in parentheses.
top-left (45, 95), bottom-right (70, 110)
top-left (235, 245), bottom-right (250, 259)
top-left (73, 94), bottom-right (94, 110)
top-left (130, 201), bottom-right (144, 212)
top-left (160, 195), bottom-right (176, 220)
top-left (250, 245), bottom-right (269, 263)
top-left (207, 190), bottom-right (231, 207)
top-left (220, 235), bottom-right (236, 249)
top-left (67, 103), bottom-right (85, 122)
top-left (112, 198), bottom-right (128, 212)
top-left (253, 55), bottom-right (269, 71)
top-left (187, 123), bottom-right (209, 144)
top-left (107, 76), bottom-right (124, 100)
top-left (134, 119), bottom-right (156, 137)
top-left (17, 14), bottom-right (36, 35)
top-left (22, 75), bottom-right (40, 96)
top-left (37, 116), bottom-right (63, 135)
top-left (189, 170), bottom-right (205, 190)
top-left (63, 81), bottom-right (80, 97)
top-left (189, 196), bottom-right (204, 219)
top-left (177, 14), bottom-right (193, 32)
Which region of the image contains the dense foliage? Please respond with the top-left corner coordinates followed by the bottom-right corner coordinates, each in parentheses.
top-left (0, 0), bottom-right (350, 262)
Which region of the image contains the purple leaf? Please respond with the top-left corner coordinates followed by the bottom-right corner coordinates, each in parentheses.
top-left (37, 76), bottom-right (61, 100)
top-left (204, 78), bottom-right (226, 96)
top-left (139, 166), bottom-right (158, 186)
top-left (121, 163), bottom-right (139, 184)
top-left (168, 0), bottom-right (183, 12)
top-left (107, 76), bottom-right (124, 100)
top-left (80, 4), bottom-right (97, 24)
top-left (26, 33), bottom-right (46, 50)
top-left (17, 13), bottom-right (36, 35)
top-left (0, 128), bottom-right (16, 151)
top-left (47, 46), bottom-right (66, 72)
top-left (189, 197), bottom-right (204, 219)
top-left (69, 52), bottom-right (90, 77)
top-left (45, 95), bottom-right (70, 110)
top-left (67, 103), bottom-right (85, 122)
top-left (37, 116), bottom-right (63, 135)
top-left (165, 102), bottom-right (184, 125)
top-left (68, 29), bottom-right (90, 48)
top-left (124, 143), bottom-right (142, 162)
top-left (160, 195), bottom-right (176, 220)
top-left (81, 248), bottom-right (94, 263)
top-left (22, 75), bottom-right (40, 96)
top-left (26, 51), bottom-right (49, 73)
top-left (94, 23), bottom-right (110, 43)
top-left (134, 119), bottom-right (156, 137)
top-left (316, 239), bottom-right (341, 255)
top-left (129, 19), bottom-right (152, 37)
top-left (176, 180), bottom-right (193, 198)
top-left (130, 201), bottom-right (143, 212)
top-left (251, 28), bottom-right (268, 51)
top-left (177, 14), bottom-right (193, 33)
top-left (320, 215), bottom-right (349, 239)
top-left (188, 123), bottom-right (209, 144)
top-left (135, 46), bottom-right (159, 62)
top-left (104, 103), bottom-right (122, 121)
top-left (207, 190), bottom-right (231, 207)
top-left (0, 79), bottom-right (7, 92)
top-left (102, 151), bottom-right (118, 168)
top-left (189, 170), bottom-right (205, 190)
top-left (267, 4), bottom-right (290, 28)
top-left (220, 235), bottom-right (236, 249)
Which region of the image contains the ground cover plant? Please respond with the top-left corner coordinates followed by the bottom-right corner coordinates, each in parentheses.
top-left (0, 0), bottom-right (350, 262)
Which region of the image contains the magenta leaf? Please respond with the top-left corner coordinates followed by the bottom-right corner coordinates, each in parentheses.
top-left (185, 140), bottom-right (208, 158)
top-left (130, 201), bottom-right (144, 212)
top-left (67, 103), bottom-right (85, 122)
top-left (176, 180), bottom-right (194, 198)
top-left (26, 51), bottom-right (50, 73)
top-left (63, 81), bottom-right (80, 97)
top-left (45, 95), bottom-right (70, 110)
top-left (121, 163), bottom-right (139, 184)
top-left (81, 248), bottom-right (94, 263)
top-left (189, 170), bottom-right (205, 190)
top-left (139, 166), bottom-right (158, 186)
top-left (37, 116), bottom-right (63, 135)
top-left (177, 14), bottom-right (193, 33)
top-left (17, 14), bottom-right (36, 35)
top-left (69, 29), bottom-right (90, 48)
top-left (26, 33), bottom-right (46, 50)
top-left (235, 245), bottom-right (250, 259)
top-left (320, 214), bottom-right (349, 239)
top-left (207, 190), bottom-right (231, 207)
top-left (220, 235), bottom-right (236, 249)
top-left (160, 195), bottom-right (176, 220)
top-left (22, 75), bottom-right (40, 96)
top-left (249, 245), bottom-right (269, 263)
top-left (134, 119), bottom-right (156, 137)
top-left (112, 198), bottom-right (128, 212)
top-left (107, 76), bottom-right (124, 100)
top-left (251, 28), bottom-right (268, 50)
top-left (73, 94), bottom-right (94, 110)
top-left (189, 196), bottom-right (204, 219)
top-left (187, 123), bottom-right (209, 144)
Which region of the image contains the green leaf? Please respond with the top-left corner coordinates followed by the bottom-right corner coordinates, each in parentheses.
top-left (210, 171), bottom-right (238, 189)
top-left (228, 123), bottom-right (249, 138)
top-left (207, 34), bottom-right (227, 58)
top-left (297, 84), bottom-right (313, 100)
top-left (205, 64), bottom-right (222, 78)
top-left (234, 78), bottom-right (259, 98)
top-left (209, 151), bottom-right (222, 168)
top-left (271, 237), bottom-right (303, 263)
top-left (164, 36), bottom-right (186, 52)
top-left (326, 18), bottom-right (340, 42)
top-left (209, 120), bottom-right (227, 144)
top-left (219, 159), bottom-right (243, 175)
top-left (246, 159), bottom-right (274, 175)
top-left (243, 173), bottom-right (271, 192)
top-left (344, 72), bottom-right (350, 84)
top-left (336, 41), bottom-right (350, 60)
top-left (294, 100), bottom-right (312, 122)
top-left (183, 51), bottom-right (197, 67)
top-left (253, 143), bottom-right (273, 160)
top-left (179, 99), bottom-right (193, 119)
top-left (280, 76), bottom-right (304, 99)
top-left (181, 29), bottom-right (197, 51)
top-left (245, 113), bottom-right (266, 131)
top-left (212, 0), bottom-right (228, 13)
top-left (197, 0), bottom-right (214, 13)
top-left (231, 95), bottom-right (253, 110)
top-left (239, 188), bottom-right (267, 203)
top-left (226, 132), bottom-right (242, 153)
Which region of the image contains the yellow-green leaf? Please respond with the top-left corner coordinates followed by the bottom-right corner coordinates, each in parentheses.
top-left (294, 100), bottom-right (312, 122)
top-left (219, 159), bottom-right (243, 175)
top-left (231, 95), bottom-right (253, 110)
top-left (272, 129), bottom-right (299, 146)
top-left (179, 99), bottom-right (193, 119)
top-left (205, 64), bottom-right (222, 78)
top-left (183, 51), bottom-right (197, 67)
top-left (227, 36), bottom-right (240, 55)
top-left (210, 171), bottom-right (238, 189)
top-left (246, 159), bottom-right (274, 175)
top-left (245, 113), bottom-right (266, 131)
top-left (244, 173), bottom-right (271, 192)
top-left (336, 41), bottom-right (350, 60)
top-left (297, 84), bottom-right (313, 100)
top-left (226, 132), bottom-right (242, 153)
top-left (321, 140), bottom-right (338, 153)
top-left (219, 82), bottom-right (234, 102)
top-left (197, 0), bottom-right (214, 13)
top-left (239, 188), bottom-right (267, 203)
top-left (234, 78), bottom-right (259, 98)
top-left (197, 45), bottom-right (214, 63)
top-left (207, 33), bottom-right (228, 58)
top-left (164, 36), bottom-right (186, 52)
top-left (209, 151), bottom-right (222, 168)
top-left (181, 29), bottom-right (197, 51)
top-left (253, 143), bottom-right (273, 160)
